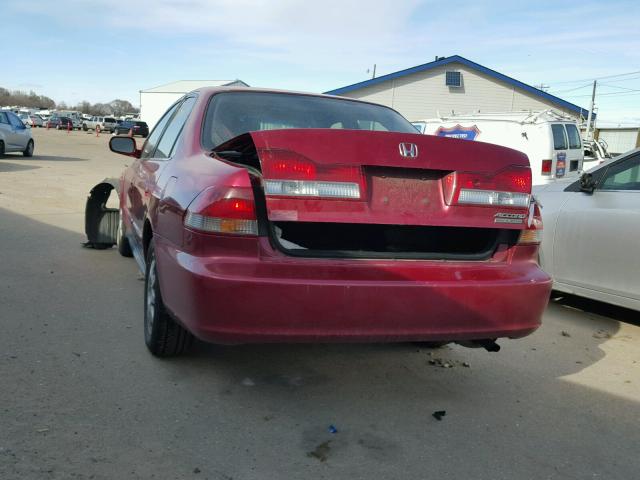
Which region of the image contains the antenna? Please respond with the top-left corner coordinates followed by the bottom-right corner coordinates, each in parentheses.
top-left (366, 64), bottom-right (377, 79)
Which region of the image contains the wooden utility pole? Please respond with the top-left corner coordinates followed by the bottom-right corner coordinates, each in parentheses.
top-left (585, 80), bottom-right (597, 140)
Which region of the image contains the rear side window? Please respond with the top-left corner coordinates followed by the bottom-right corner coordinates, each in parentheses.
top-left (140, 103), bottom-right (181, 159)
top-left (0, 112), bottom-right (9, 124)
top-left (8, 113), bottom-right (23, 127)
top-left (565, 124), bottom-right (581, 149)
top-left (551, 124), bottom-right (568, 150)
top-left (155, 96), bottom-right (197, 159)
top-left (600, 155), bottom-right (640, 191)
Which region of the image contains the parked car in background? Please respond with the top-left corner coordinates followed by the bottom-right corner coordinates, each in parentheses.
top-left (534, 149), bottom-right (640, 311)
top-left (0, 111), bottom-right (35, 157)
top-left (413, 110), bottom-right (584, 186)
top-left (18, 113), bottom-right (44, 128)
top-left (113, 120), bottom-right (149, 137)
top-left (90, 87), bottom-right (551, 357)
top-left (83, 116), bottom-right (117, 133)
top-left (57, 111), bottom-right (83, 130)
top-left (46, 116), bottom-right (73, 130)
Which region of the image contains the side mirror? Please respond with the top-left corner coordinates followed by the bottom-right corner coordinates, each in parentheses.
top-left (579, 172), bottom-right (596, 194)
top-left (109, 136), bottom-right (140, 158)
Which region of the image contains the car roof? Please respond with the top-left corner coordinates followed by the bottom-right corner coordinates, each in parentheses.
top-left (187, 86), bottom-right (402, 110)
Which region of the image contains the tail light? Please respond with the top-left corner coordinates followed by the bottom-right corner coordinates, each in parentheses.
top-left (262, 152), bottom-right (364, 200)
top-left (184, 186), bottom-right (257, 235)
top-left (518, 201), bottom-right (543, 245)
top-left (541, 159), bottom-right (552, 175)
top-left (442, 166), bottom-right (531, 208)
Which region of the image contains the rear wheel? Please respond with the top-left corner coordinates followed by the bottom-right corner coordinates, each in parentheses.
top-left (117, 210), bottom-right (133, 257)
top-left (144, 242), bottom-right (193, 356)
top-left (22, 140), bottom-right (34, 157)
top-left (0, 140), bottom-right (5, 157)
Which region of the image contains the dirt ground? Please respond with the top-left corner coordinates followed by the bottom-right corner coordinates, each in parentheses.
top-left (1, 128), bottom-right (639, 479)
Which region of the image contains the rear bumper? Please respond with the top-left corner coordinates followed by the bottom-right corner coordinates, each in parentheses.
top-left (155, 237), bottom-right (552, 344)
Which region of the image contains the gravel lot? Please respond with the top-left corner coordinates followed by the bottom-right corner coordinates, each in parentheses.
top-left (1, 128), bottom-right (639, 479)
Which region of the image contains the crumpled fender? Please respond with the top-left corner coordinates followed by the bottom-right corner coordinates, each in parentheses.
top-left (84, 178), bottom-right (120, 249)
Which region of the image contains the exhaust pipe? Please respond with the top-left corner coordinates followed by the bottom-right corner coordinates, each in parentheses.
top-left (456, 339), bottom-right (501, 352)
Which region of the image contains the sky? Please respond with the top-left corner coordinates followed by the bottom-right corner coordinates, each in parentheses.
top-left (2, 0), bottom-right (639, 126)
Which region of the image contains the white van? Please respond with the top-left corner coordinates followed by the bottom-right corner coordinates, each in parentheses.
top-left (412, 110), bottom-right (584, 185)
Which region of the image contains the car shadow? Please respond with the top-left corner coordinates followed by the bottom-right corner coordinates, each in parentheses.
top-left (24, 155), bottom-right (87, 162)
top-left (550, 291), bottom-right (639, 326)
top-left (0, 161), bottom-right (41, 172)
top-left (2, 206), bottom-right (638, 479)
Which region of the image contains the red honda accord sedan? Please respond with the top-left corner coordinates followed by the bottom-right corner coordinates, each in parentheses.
top-left (100, 87), bottom-right (551, 356)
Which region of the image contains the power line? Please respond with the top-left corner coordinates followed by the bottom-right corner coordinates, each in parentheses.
top-left (601, 74), bottom-right (640, 84)
top-left (548, 70), bottom-right (640, 86)
top-left (548, 82), bottom-right (593, 94)
top-left (599, 82), bottom-right (640, 91)
top-left (563, 89), bottom-right (640, 98)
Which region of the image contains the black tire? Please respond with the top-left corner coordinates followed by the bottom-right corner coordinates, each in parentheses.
top-left (117, 211), bottom-right (133, 257)
top-left (22, 140), bottom-right (34, 157)
top-left (83, 124), bottom-right (88, 131)
top-left (0, 140), bottom-right (5, 157)
top-left (144, 242), bottom-right (193, 356)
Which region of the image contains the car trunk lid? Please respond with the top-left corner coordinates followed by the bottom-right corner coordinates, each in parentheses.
top-left (243, 129), bottom-right (531, 230)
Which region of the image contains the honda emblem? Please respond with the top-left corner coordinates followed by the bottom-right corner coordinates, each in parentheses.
top-left (399, 142), bottom-right (418, 158)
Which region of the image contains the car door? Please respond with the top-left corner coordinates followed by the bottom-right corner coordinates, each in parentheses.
top-left (564, 123), bottom-right (583, 174)
top-left (125, 102), bottom-right (182, 246)
top-left (150, 96), bottom-right (198, 244)
top-left (6, 113), bottom-right (29, 150)
top-left (551, 124), bottom-right (569, 179)
top-left (0, 112), bottom-right (13, 149)
top-left (553, 153), bottom-right (640, 302)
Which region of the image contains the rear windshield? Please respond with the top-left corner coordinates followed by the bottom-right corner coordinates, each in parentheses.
top-left (551, 124), bottom-right (568, 150)
top-left (104, 117), bottom-right (115, 122)
top-left (202, 92), bottom-right (417, 148)
top-left (565, 124), bottom-right (581, 149)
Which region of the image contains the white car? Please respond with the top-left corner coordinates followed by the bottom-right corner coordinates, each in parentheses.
top-left (82, 116), bottom-right (117, 133)
top-left (534, 149), bottom-right (640, 310)
top-left (18, 113), bottom-right (44, 128)
top-left (0, 111), bottom-right (35, 157)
